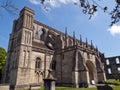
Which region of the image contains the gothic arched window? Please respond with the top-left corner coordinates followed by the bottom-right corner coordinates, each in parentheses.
top-left (35, 57), bottom-right (41, 68)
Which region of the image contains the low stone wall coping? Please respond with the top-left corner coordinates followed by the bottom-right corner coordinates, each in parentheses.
top-left (0, 84), bottom-right (10, 90)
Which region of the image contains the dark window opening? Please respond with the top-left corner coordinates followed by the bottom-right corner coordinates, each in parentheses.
top-left (52, 60), bottom-right (56, 70)
top-left (35, 57), bottom-right (41, 68)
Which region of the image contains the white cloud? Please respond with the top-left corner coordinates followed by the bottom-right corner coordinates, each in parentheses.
top-left (28, 0), bottom-right (80, 12)
top-left (108, 25), bottom-right (120, 36)
top-left (59, 0), bottom-right (71, 4)
top-left (28, 0), bottom-right (79, 7)
top-left (45, 0), bottom-right (59, 8)
top-left (29, 0), bottom-right (40, 5)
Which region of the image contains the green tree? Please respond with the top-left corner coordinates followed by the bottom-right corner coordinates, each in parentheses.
top-left (0, 47), bottom-right (6, 80)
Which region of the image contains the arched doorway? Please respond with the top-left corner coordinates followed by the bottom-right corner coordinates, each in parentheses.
top-left (86, 61), bottom-right (95, 84)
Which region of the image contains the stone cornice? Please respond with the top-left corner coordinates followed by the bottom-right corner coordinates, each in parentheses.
top-left (32, 46), bottom-right (54, 54)
top-left (55, 45), bottom-right (97, 55)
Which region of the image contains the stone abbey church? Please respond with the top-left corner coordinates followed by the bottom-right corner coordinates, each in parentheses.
top-left (2, 7), bottom-right (106, 88)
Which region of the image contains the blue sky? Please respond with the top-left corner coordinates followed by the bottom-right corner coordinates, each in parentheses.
top-left (0, 0), bottom-right (120, 57)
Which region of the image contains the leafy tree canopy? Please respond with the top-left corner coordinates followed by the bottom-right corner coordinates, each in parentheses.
top-left (0, 47), bottom-right (6, 70)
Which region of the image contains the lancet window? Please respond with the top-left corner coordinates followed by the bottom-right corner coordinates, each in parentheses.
top-left (35, 57), bottom-right (41, 68)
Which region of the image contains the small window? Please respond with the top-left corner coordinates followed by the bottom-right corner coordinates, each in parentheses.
top-left (117, 67), bottom-right (120, 72)
top-left (116, 58), bottom-right (120, 64)
top-left (35, 57), bottom-right (41, 68)
top-left (108, 68), bottom-right (112, 74)
top-left (106, 59), bottom-right (110, 65)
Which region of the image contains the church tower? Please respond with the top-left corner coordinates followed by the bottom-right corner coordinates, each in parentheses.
top-left (15, 7), bottom-right (34, 86)
top-left (3, 7), bottom-right (34, 87)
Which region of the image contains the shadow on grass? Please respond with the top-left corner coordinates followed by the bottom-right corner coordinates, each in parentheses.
top-left (97, 84), bottom-right (113, 90)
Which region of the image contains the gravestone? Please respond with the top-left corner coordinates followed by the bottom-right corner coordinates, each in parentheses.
top-left (43, 69), bottom-right (56, 90)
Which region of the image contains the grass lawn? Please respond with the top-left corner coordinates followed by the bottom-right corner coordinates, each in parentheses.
top-left (107, 79), bottom-right (120, 84)
top-left (55, 87), bottom-right (96, 90)
top-left (39, 86), bottom-right (120, 90)
top-left (55, 86), bottom-right (120, 90)
top-left (40, 86), bottom-right (96, 90)
top-left (24, 79), bottom-right (120, 90)
top-left (112, 86), bottom-right (120, 90)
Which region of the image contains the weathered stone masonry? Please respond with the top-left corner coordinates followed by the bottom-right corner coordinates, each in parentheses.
top-left (105, 56), bottom-right (120, 79)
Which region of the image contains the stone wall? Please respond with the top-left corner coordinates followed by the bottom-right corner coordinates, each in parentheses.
top-left (105, 56), bottom-right (120, 79)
